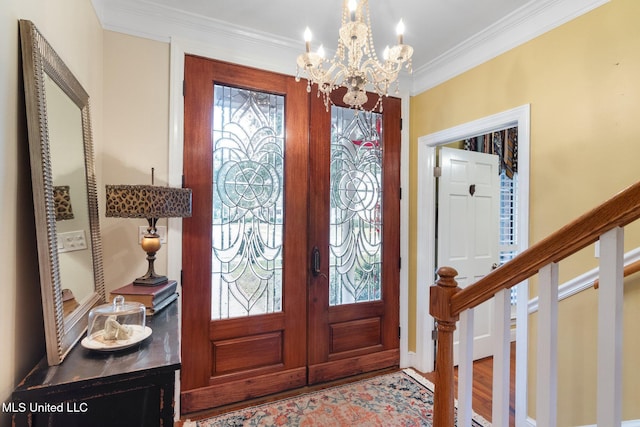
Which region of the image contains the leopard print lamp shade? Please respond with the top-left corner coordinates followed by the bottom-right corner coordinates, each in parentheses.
top-left (53, 185), bottom-right (74, 221)
top-left (105, 185), bottom-right (192, 220)
top-left (104, 184), bottom-right (192, 286)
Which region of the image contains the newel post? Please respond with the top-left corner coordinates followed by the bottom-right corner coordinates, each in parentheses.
top-left (430, 266), bottom-right (461, 427)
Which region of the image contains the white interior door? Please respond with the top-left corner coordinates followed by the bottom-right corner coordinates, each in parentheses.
top-left (437, 147), bottom-right (500, 363)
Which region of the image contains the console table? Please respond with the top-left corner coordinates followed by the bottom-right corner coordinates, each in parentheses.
top-left (12, 300), bottom-right (180, 427)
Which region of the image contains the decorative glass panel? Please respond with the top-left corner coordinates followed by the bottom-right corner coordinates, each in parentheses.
top-left (211, 85), bottom-right (284, 319)
top-left (329, 106), bottom-right (383, 306)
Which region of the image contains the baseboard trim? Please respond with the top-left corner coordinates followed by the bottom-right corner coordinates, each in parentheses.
top-left (527, 417), bottom-right (640, 426)
top-left (576, 421), bottom-right (640, 427)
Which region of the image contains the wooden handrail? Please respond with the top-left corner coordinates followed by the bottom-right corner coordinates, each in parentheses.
top-left (593, 258), bottom-right (640, 289)
top-left (429, 180), bottom-right (640, 427)
top-left (449, 180), bottom-right (640, 316)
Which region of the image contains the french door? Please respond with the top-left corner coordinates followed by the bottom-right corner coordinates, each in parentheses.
top-left (307, 88), bottom-right (401, 384)
top-left (180, 55), bottom-right (400, 414)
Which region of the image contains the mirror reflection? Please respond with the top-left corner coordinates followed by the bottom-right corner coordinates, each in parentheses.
top-left (45, 74), bottom-right (96, 316)
top-left (19, 19), bottom-right (105, 365)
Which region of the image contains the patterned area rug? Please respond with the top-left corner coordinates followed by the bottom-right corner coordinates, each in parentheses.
top-left (191, 369), bottom-right (491, 426)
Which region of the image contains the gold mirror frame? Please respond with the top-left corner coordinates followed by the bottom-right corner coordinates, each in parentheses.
top-left (19, 20), bottom-right (105, 365)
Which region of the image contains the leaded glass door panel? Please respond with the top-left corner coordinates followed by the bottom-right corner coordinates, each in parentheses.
top-left (329, 107), bottom-right (383, 306)
top-left (307, 88), bottom-right (401, 385)
top-left (181, 57), bottom-right (308, 413)
top-left (210, 84), bottom-right (284, 320)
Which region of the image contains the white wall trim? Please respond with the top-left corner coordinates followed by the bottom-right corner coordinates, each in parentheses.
top-left (416, 104), bottom-right (530, 423)
top-left (577, 420), bottom-right (640, 427)
top-left (92, 0), bottom-right (299, 76)
top-left (399, 90), bottom-right (411, 369)
top-left (531, 417), bottom-right (640, 426)
top-left (411, 0), bottom-right (610, 94)
top-left (527, 247), bottom-right (640, 314)
top-left (92, 0), bottom-right (609, 99)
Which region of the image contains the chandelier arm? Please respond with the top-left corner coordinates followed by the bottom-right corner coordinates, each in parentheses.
top-left (324, 62), bottom-right (347, 87)
top-left (296, 0), bottom-right (412, 112)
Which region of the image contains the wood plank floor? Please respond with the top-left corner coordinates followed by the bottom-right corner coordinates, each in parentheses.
top-left (417, 341), bottom-right (516, 426)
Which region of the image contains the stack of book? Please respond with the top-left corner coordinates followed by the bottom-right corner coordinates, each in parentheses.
top-left (109, 280), bottom-right (178, 316)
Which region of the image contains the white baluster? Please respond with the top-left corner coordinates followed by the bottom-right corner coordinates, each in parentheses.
top-left (458, 309), bottom-right (474, 427)
top-left (598, 227), bottom-right (624, 426)
top-left (515, 280), bottom-right (529, 427)
top-left (536, 262), bottom-right (558, 427)
top-left (492, 288), bottom-right (511, 427)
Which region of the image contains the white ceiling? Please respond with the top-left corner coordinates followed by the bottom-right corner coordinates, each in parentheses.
top-left (93, 0), bottom-right (608, 93)
top-left (133, 0), bottom-right (533, 70)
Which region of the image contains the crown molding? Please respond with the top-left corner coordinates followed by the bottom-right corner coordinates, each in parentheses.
top-left (91, 0), bottom-right (300, 75)
top-left (93, 0), bottom-right (296, 48)
top-left (92, 0), bottom-right (610, 95)
top-left (410, 0), bottom-right (609, 94)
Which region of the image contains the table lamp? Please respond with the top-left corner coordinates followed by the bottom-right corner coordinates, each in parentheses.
top-left (105, 181), bottom-right (192, 286)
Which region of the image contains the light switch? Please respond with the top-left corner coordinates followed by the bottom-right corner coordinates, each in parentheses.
top-left (58, 230), bottom-right (88, 253)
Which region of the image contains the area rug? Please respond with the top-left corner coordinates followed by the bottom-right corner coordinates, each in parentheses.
top-left (189, 369), bottom-right (491, 426)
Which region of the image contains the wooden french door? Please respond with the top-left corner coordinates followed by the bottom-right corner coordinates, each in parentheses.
top-left (307, 89), bottom-right (401, 384)
top-left (180, 55), bottom-right (400, 414)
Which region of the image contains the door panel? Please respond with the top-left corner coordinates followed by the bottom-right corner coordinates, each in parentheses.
top-left (181, 58), bottom-right (401, 414)
top-left (307, 88), bottom-right (401, 384)
top-left (181, 56), bottom-right (308, 413)
top-left (437, 147), bottom-right (500, 363)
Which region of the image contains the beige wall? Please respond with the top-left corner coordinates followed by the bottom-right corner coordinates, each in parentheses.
top-left (101, 31), bottom-right (171, 293)
top-left (409, 0), bottom-right (640, 424)
top-left (0, 0), bottom-right (103, 425)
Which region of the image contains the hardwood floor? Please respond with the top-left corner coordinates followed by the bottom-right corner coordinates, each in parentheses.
top-left (178, 344), bottom-right (516, 426)
top-left (418, 341), bottom-right (516, 426)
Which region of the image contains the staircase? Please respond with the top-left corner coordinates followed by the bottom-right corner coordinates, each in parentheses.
top-left (429, 181), bottom-right (640, 426)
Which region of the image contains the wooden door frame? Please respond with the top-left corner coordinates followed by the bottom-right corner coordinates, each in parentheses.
top-left (166, 40), bottom-right (410, 415)
top-left (416, 104), bottom-right (530, 423)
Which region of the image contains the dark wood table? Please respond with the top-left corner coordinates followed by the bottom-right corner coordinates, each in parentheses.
top-left (12, 300), bottom-right (180, 427)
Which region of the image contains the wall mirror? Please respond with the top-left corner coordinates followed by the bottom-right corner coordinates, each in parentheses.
top-left (19, 19), bottom-right (105, 365)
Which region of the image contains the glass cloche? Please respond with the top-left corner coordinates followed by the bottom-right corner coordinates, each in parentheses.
top-left (81, 295), bottom-right (151, 351)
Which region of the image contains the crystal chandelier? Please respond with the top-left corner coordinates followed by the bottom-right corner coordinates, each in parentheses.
top-left (296, 0), bottom-right (413, 112)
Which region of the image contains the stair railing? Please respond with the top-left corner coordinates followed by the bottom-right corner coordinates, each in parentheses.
top-left (430, 181), bottom-right (640, 427)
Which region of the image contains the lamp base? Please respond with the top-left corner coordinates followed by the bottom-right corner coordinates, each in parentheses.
top-left (135, 227), bottom-right (167, 286)
top-left (133, 275), bottom-right (168, 287)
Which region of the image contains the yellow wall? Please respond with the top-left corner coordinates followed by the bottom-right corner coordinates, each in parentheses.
top-left (409, 0), bottom-right (640, 424)
top-left (0, 1), bottom-right (103, 425)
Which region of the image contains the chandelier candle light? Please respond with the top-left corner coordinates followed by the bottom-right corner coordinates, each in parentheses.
top-left (296, 0), bottom-right (413, 112)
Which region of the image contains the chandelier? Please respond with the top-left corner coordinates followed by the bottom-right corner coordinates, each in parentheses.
top-left (296, 0), bottom-right (413, 112)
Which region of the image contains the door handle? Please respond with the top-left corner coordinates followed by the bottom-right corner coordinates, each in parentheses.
top-left (311, 246), bottom-right (321, 277)
top-left (491, 262), bottom-right (499, 271)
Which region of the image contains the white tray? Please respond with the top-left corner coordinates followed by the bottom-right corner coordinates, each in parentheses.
top-left (81, 325), bottom-right (152, 351)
